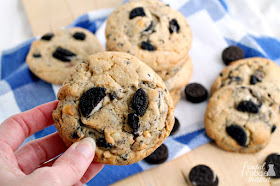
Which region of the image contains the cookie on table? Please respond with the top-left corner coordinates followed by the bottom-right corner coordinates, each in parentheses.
top-left (189, 165), bottom-right (219, 186)
top-left (265, 153), bottom-right (280, 178)
top-left (170, 117), bottom-right (180, 136)
top-left (185, 83), bottom-right (208, 103)
top-left (144, 144), bottom-right (168, 164)
top-left (27, 27), bottom-right (104, 85)
top-left (105, 0), bottom-right (192, 72)
top-left (52, 52), bottom-right (175, 165)
top-left (204, 85), bottom-right (280, 153)
top-left (164, 57), bottom-right (193, 91)
top-left (211, 57), bottom-right (280, 94)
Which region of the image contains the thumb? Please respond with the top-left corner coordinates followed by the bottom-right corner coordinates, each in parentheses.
top-left (31, 137), bottom-right (96, 185)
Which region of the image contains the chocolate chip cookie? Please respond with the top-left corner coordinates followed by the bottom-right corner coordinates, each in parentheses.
top-left (52, 52), bottom-right (175, 165)
top-left (205, 85), bottom-right (280, 153)
top-left (211, 57), bottom-right (280, 94)
top-left (27, 27), bottom-right (104, 85)
top-left (105, 0), bottom-right (192, 72)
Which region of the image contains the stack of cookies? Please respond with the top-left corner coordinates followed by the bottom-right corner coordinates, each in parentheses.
top-left (204, 57), bottom-right (280, 153)
top-left (105, 0), bottom-right (193, 106)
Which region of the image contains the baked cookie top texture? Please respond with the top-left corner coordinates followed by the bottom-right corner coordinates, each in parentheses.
top-left (52, 52), bottom-right (175, 165)
top-left (105, 0), bottom-right (192, 71)
top-left (205, 85), bottom-right (280, 153)
top-left (27, 27), bottom-right (104, 85)
top-left (211, 57), bottom-right (280, 94)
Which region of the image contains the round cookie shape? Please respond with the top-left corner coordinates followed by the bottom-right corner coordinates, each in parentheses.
top-left (52, 52), bottom-right (175, 165)
top-left (265, 153), bottom-right (280, 178)
top-left (211, 57), bottom-right (280, 94)
top-left (105, 0), bottom-right (192, 71)
top-left (222, 46), bottom-right (244, 65)
top-left (184, 83), bottom-right (208, 103)
top-left (144, 144), bottom-right (168, 164)
top-left (204, 85), bottom-right (280, 153)
top-left (189, 165), bottom-right (218, 186)
top-left (27, 27), bottom-right (104, 85)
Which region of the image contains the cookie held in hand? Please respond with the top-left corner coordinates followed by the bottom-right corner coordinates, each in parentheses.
top-left (52, 52), bottom-right (174, 165)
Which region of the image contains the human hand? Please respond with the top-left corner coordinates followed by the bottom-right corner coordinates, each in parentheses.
top-left (0, 101), bottom-right (103, 186)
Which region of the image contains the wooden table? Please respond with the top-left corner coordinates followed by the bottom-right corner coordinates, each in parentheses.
top-left (22, 0), bottom-right (280, 185)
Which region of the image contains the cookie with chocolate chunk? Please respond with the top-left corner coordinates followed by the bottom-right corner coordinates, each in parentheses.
top-left (52, 52), bottom-right (174, 165)
top-left (105, 0), bottom-right (192, 72)
top-left (204, 85), bottom-right (280, 153)
top-left (27, 27), bottom-right (104, 85)
top-left (211, 57), bottom-right (280, 94)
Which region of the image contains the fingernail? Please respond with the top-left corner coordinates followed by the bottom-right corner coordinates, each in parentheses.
top-left (75, 137), bottom-right (96, 159)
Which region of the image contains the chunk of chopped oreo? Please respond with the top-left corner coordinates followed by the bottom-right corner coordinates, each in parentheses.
top-left (169, 19), bottom-right (180, 33)
top-left (230, 76), bottom-right (242, 82)
top-left (265, 153), bottom-right (280, 178)
top-left (129, 7), bottom-right (146, 19)
top-left (79, 87), bottom-right (106, 117)
top-left (97, 138), bottom-right (113, 149)
top-left (52, 47), bottom-right (76, 62)
top-left (222, 46), bottom-right (244, 65)
top-left (33, 53), bottom-right (41, 58)
top-left (128, 113), bottom-right (140, 134)
top-left (109, 92), bottom-right (118, 100)
top-left (226, 125), bottom-right (247, 146)
top-left (144, 144), bottom-right (168, 164)
top-left (73, 32), bottom-right (86, 40)
top-left (131, 88), bottom-right (148, 116)
top-left (189, 165), bottom-right (218, 186)
top-left (236, 100), bottom-right (259, 113)
top-left (72, 132), bottom-right (79, 139)
top-left (120, 154), bottom-right (128, 161)
top-left (41, 33), bottom-right (54, 41)
top-left (271, 125), bottom-right (277, 133)
top-left (250, 75), bottom-right (261, 85)
top-left (184, 83), bottom-right (208, 103)
top-left (141, 41), bottom-right (156, 51)
top-left (142, 21), bottom-right (153, 34)
top-left (170, 117), bottom-right (180, 136)
top-left (212, 177), bottom-right (219, 186)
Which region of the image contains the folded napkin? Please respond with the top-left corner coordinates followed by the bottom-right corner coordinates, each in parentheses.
top-left (1, 0), bottom-right (280, 185)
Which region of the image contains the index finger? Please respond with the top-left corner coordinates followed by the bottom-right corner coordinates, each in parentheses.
top-left (0, 101), bottom-right (58, 151)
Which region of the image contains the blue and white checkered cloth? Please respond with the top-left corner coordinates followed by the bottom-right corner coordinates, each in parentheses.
top-left (1, 0), bottom-right (280, 185)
